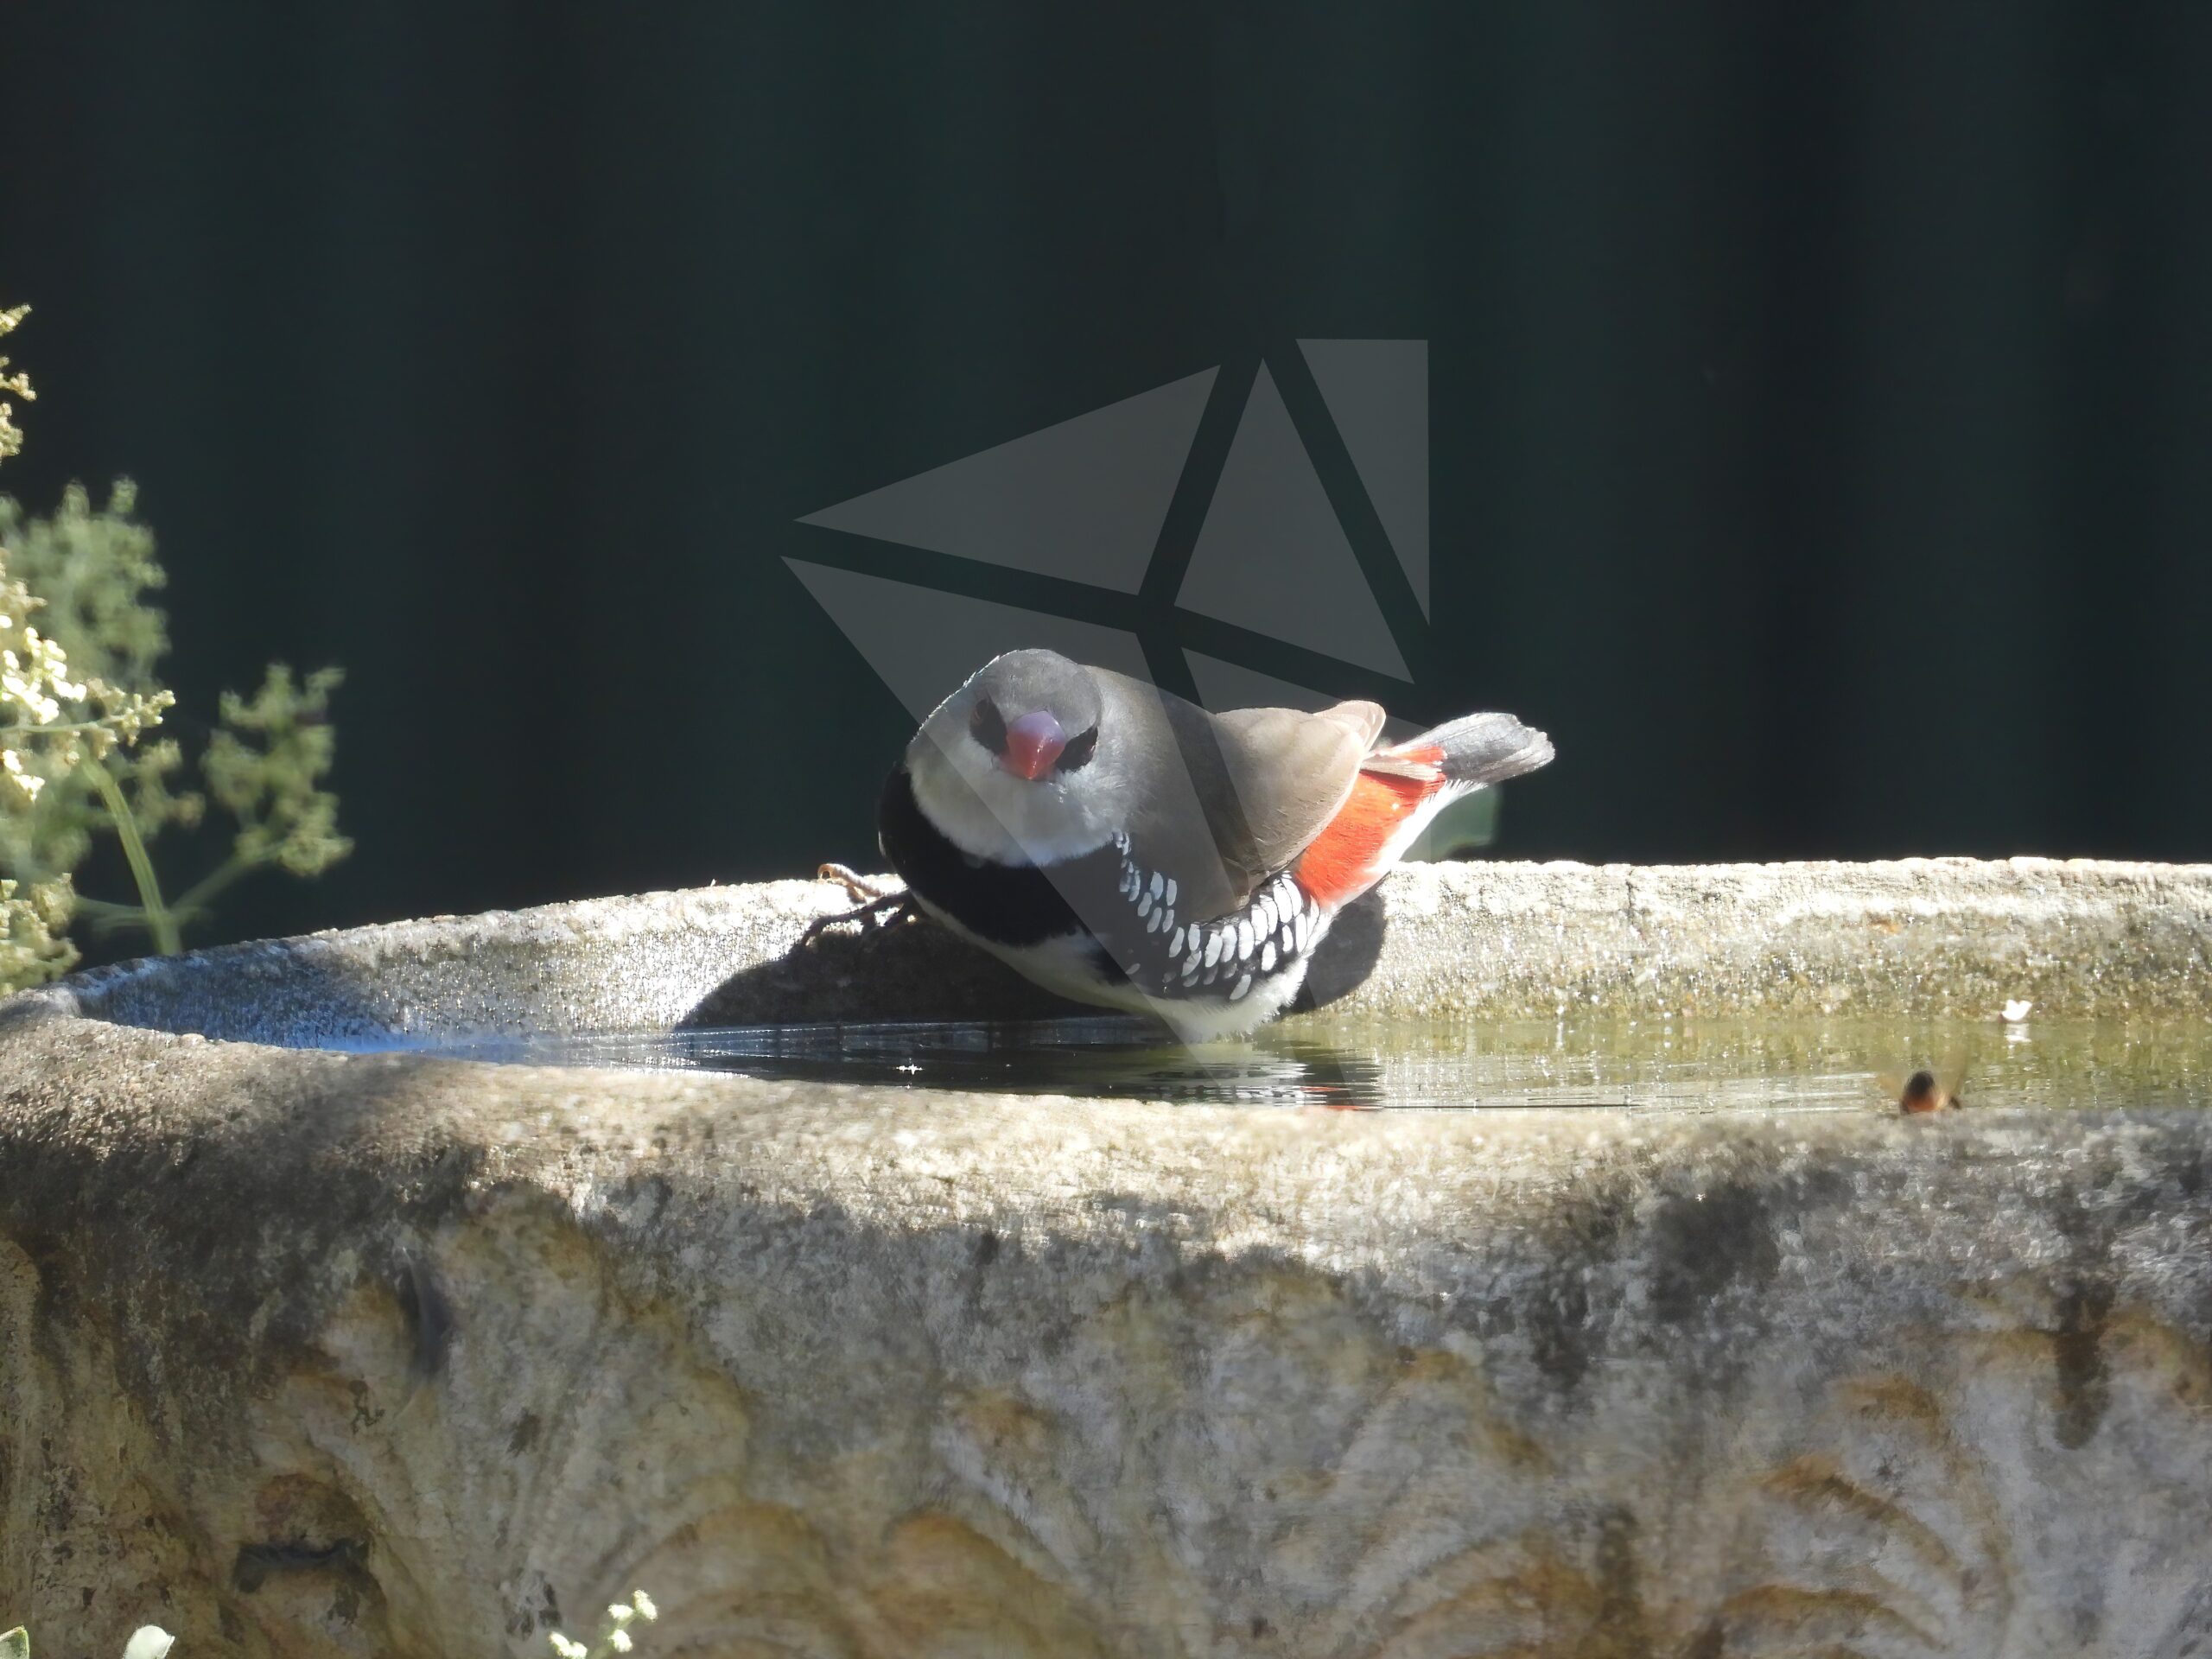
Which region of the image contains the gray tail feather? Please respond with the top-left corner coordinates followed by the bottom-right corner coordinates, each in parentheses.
top-left (1399, 711), bottom-right (1554, 787)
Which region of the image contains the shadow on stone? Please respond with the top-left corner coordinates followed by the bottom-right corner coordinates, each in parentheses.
top-left (680, 911), bottom-right (1088, 1028)
top-left (27, 876), bottom-right (1389, 1046)
top-left (38, 944), bottom-right (448, 1047)
top-left (1290, 886), bottom-right (1388, 1014)
top-left (683, 886), bottom-right (1390, 1030)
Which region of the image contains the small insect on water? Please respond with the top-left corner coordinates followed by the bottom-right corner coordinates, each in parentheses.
top-left (1886, 1067), bottom-right (1963, 1116)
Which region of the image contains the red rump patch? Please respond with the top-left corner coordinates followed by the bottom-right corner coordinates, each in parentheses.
top-left (1294, 754), bottom-right (1446, 908)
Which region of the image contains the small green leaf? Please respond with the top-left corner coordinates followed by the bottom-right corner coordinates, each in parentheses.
top-left (2, 1624), bottom-right (32, 1659)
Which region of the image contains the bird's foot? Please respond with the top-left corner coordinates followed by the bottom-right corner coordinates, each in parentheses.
top-left (816, 862), bottom-right (893, 905)
top-left (801, 868), bottom-right (918, 946)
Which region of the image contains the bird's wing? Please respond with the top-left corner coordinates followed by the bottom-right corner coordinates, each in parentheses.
top-left (1211, 699), bottom-right (1382, 873)
top-left (1094, 670), bottom-right (1380, 915)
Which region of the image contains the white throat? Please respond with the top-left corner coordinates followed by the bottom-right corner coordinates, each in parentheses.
top-left (907, 733), bottom-right (1116, 867)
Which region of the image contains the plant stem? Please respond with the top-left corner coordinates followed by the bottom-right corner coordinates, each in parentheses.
top-left (75, 853), bottom-right (246, 939)
top-left (69, 893), bottom-right (213, 938)
top-left (173, 854), bottom-right (251, 918)
top-left (0, 715), bottom-right (142, 741)
top-left (66, 893), bottom-right (150, 931)
top-left (83, 759), bottom-right (180, 955)
top-left (65, 895), bottom-right (144, 918)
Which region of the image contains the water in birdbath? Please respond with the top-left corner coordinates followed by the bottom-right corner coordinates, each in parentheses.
top-left (365, 1014), bottom-right (2212, 1112)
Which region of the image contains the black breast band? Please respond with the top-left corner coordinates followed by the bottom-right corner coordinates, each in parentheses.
top-left (877, 766), bottom-right (1120, 950)
top-left (878, 765), bottom-right (1325, 1007)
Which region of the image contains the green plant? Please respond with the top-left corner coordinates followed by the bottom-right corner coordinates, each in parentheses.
top-left (1, 303), bottom-right (350, 989)
top-left (0, 303), bottom-right (30, 464)
top-left (0, 299), bottom-right (96, 989)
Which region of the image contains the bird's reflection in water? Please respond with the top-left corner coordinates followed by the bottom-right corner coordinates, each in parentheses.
top-left (432, 1019), bottom-right (1387, 1109)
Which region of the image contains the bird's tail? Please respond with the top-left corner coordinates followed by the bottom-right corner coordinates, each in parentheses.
top-left (1293, 712), bottom-right (1553, 906)
top-left (1369, 711), bottom-right (1554, 790)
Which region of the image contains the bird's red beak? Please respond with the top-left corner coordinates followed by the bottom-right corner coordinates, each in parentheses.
top-left (1001, 710), bottom-right (1067, 780)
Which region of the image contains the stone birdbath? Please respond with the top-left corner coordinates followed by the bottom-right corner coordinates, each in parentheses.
top-left (3, 858), bottom-right (2210, 1656)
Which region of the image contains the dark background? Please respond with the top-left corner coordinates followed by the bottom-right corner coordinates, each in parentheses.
top-left (3, 4), bottom-right (2208, 954)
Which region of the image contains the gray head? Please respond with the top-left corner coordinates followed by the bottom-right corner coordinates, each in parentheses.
top-left (906, 649), bottom-right (1118, 863)
top-left (959, 649), bottom-right (1103, 779)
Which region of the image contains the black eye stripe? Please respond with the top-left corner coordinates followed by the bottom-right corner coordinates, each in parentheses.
top-left (1054, 725), bottom-right (1099, 773)
top-left (969, 698), bottom-right (1007, 753)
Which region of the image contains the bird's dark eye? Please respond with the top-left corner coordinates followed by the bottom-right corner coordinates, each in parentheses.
top-left (1055, 725), bottom-right (1099, 773)
top-left (969, 697), bottom-right (1007, 753)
